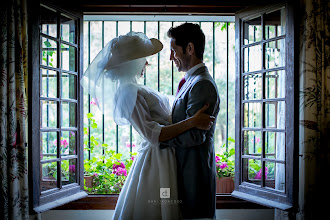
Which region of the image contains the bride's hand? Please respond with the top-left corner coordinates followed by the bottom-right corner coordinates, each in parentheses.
top-left (192, 104), bottom-right (216, 130)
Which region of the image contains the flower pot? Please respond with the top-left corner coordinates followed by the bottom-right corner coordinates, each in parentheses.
top-left (84, 176), bottom-right (93, 188)
top-left (216, 177), bottom-right (234, 194)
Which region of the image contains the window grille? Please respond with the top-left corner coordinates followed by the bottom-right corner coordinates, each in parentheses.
top-left (83, 15), bottom-right (235, 161)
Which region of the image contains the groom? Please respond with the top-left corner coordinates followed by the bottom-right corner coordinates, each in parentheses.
top-left (161, 23), bottom-right (220, 219)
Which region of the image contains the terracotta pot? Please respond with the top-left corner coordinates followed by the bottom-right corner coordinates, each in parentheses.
top-left (216, 177), bottom-right (234, 194)
top-left (84, 176), bottom-right (93, 188)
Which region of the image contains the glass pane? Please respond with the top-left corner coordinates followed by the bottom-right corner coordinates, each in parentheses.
top-left (118, 125), bottom-right (131, 159)
top-left (90, 21), bottom-right (103, 61)
top-left (214, 22), bottom-right (231, 151)
top-left (265, 101), bottom-right (285, 129)
top-left (243, 131), bottom-right (262, 156)
top-left (61, 14), bottom-right (76, 43)
top-left (265, 132), bottom-right (285, 160)
top-left (201, 22), bottom-right (214, 77)
top-left (104, 21), bottom-right (117, 46)
top-left (41, 100), bottom-right (57, 128)
top-left (61, 72), bottom-right (77, 99)
top-left (41, 37), bottom-right (58, 68)
top-left (40, 6), bottom-right (57, 38)
top-left (243, 16), bottom-right (262, 45)
top-left (243, 74), bottom-right (262, 100)
top-left (61, 131), bottom-right (76, 156)
top-left (170, 22), bottom-right (186, 95)
top-left (41, 69), bottom-right (57, 98)
top-left (41, 132), bottom-right (58, 160)
top-left (61, 159), bottom-right (77, 186)
top-left (244, 44), bottom-right (262, 72)
top-left (61, 102), bottom-right (76, 127)
top-left (41, 162), bottom-right (58, 192)
top-left (61, 44), bottom-right (76, 72)
top-left (243, 102), bottom-right (262, 128)
top-left (132, 21), bottom-right (145, 33)
top-left (265, 70), bottom-right (285, 99)
top-left (265, 39), bottom-right (285, 69)
top-left (265, 132), bottom-right (275, 159)
top-left (118, 21), bottom-right (130, 36)
top-left (265, 162), bottom-right (285, 191)
top-left (242, 158), bottom-right (261, 186)
top-left (132, 128), bottom-right (142, 154)
top-left (159, 22), bottom-right (172, 95)
top-left (265, 161), bottom-right (274, 181)
top-left (145, 21), bottom-right (159, 91)
top-left (104, 116), bottom-right (117, 153)
top-left (265, 8), bottom-right (286, 39)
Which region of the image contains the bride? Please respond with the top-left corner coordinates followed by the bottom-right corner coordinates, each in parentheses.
top-left (81, 32), bottom-right (214, 220)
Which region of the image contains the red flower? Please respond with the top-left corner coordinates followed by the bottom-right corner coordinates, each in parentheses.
top-left (69, 165), bottom-right (76, 173)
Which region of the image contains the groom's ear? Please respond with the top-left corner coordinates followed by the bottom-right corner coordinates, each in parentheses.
top-left (186, 42), bottom-right (195, 56)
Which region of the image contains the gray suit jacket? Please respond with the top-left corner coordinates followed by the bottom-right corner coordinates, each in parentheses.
top-left (161, 66), bottom-right (220, 219)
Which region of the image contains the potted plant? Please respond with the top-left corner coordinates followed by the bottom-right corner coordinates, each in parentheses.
top-left (83, 149), bottom-right (135, 193)
top-left (215, 137), bottom-right (235, 193)
top-left (83, 106), bottom-right (136, 193)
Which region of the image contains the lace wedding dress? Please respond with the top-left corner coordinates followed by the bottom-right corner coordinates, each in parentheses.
top-left (112, 84), bottom-right (181, 220)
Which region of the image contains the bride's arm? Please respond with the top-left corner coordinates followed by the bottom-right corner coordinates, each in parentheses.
top-left (129, 92), bottom-right (214, 145)
top-left (158, 105), bottom-right (214, 142)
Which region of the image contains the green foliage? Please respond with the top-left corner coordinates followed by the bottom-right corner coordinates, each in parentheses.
top-left (214, 22), bottom-right (233, 31)
top-left (248, 159), bottom-right (261, 179)
top-left (215, 137), bottom-right (235, 178)
top-left (42, 160), bottom-right (70, 181)
top-left (87, 113), bottom-right (98, 129)
top-left (83, 147), bottom-right (136, 194)
top-left (247, 159), bottom-right (275, 180)
top-left (43, 40), bottom-right (55, 67)
top-left (84, 113), bottom-right (99, 153)
top-left (84, 112), bottom-right (136, 194)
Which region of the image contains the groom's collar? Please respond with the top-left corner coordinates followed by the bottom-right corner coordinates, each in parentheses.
top-left (184, 63), bottom-right (205, 80)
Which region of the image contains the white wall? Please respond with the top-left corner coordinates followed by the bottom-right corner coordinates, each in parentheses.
top-left (41, 209), bottom-right (274, 220)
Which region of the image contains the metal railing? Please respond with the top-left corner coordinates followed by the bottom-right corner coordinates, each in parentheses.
top-left (83, 15), bottom-right (235, 160)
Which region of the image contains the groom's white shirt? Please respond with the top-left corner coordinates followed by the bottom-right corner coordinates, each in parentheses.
top-left (184, 63), bottom-right (205, 80)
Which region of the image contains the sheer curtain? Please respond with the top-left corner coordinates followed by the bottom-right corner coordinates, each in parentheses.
top-left (275, 25), bottom-right (286, 192)
top-left (0, 0), bottom-right (29, 219)
top-left (298, 0), bottom-right (330, 219)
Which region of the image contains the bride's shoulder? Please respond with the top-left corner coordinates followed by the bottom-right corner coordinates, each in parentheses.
top-left (137, 85), bottom-right (152, 95)
top-left (138, 86), bottom-right (167, 104)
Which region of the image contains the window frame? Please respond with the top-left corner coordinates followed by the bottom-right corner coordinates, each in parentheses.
top-left (56, 10), bottom-right (277, 211)
top-left (232, 1), bottom-right (299, 211)
top-left (73, 15), bottom-right (265, 210)
top-left (28, 0), bottom-right (87, 213)
top-left (53, 194), bottom-right (272, 210)
top-left (82, 15), bottom-right (236, 174)
top-left (28, 1), bottom-right (299, 212)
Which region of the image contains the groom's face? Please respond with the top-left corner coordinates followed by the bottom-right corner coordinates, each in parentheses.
top-left (170, 39), bottom-right (190, 72)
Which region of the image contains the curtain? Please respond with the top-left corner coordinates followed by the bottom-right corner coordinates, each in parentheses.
top-left (298, 0), bottom-right (330, 219)
top-left (0, 0), bottom-right (29, 219)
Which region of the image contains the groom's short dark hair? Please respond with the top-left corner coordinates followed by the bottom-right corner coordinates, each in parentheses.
top-left (167, 23), bottom-right (205, 60)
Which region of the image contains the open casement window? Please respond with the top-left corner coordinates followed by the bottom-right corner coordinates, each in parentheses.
top-left (29, 1), bottom-right (87, 213)
top-left (232, 1), bottom-right (298, 210)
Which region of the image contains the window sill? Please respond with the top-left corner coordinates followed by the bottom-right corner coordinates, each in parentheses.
top-left (53, 194), bottom-right (271, 210)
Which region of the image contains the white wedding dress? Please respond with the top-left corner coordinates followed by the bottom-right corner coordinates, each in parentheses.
top-left (112, 84), bottom-right (181, 220)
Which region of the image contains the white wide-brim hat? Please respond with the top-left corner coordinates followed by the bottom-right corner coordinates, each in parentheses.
top-left (104, 32), bottom-right (163, 69)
